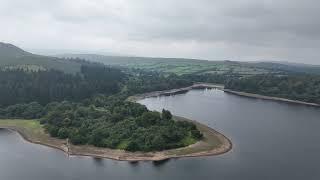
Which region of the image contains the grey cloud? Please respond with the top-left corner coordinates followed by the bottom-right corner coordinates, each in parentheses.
top-left (0, 0), bottom-right (319, 64)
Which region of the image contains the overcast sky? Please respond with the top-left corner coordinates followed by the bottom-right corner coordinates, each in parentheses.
top-left (1, 0), bottom-right (319, 64)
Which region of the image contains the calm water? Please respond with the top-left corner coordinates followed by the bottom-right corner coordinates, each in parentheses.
top-left (1, 89), bottom-right (320, 180)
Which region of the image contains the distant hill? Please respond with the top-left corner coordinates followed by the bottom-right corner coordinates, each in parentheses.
top-left (0, 42), bottom-right (81, 73)
top-left (56, 54), bottom-right (215, 64)
top-left (0, 42), bottom-right (31, 58)
top-left (260, 60), bottom-right (320, 68)
top-left (57, 54), bottom-right (259, 75)
top-left (249, 62), bottom-right (320, 75)
top-left (2, 43), bottom-right (319, 75)
top-left (58, 54), bottom-right (320, 75)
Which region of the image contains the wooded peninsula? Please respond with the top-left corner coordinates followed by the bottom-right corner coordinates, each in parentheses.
top-left (1, 42), bottom-right (320, 161)
top-left (0, 62), bottom-right (232, 160)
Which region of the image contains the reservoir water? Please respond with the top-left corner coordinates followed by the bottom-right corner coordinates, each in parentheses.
top-left (1, 89), bottom-right (320, 180)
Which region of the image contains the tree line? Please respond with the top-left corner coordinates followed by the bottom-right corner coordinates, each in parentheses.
top-left (42, 97), bottom-right (202, 152)
top-left (0, 65), bottom-right (124, 106)
top-left (225, 74), bottom-right (320, 104)
top-left (0, 64), bottom-right (205, 152)
top-left (0, 96), bottom-right (203, 152)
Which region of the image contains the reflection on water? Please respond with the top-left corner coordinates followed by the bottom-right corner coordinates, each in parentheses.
top-left (152, 158), bottom-right (171, 167)
top-left (128, 161), bottom-right (139, 167)
top-left (1, 89), bottom-right (320, 180)
top-left (92, 157), bottom-right (105, 167)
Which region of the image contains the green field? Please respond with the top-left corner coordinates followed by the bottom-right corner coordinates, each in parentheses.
top-left (0, 119), bottom-right (66, 149)
top-left (0, 120), bottom-right (45, 139)
top-left (122, 61), bottom-right (271, 75)
top-left (59, 54), bottom-right (287, 76)
top-left (2, 42), bottom-right (320, 76)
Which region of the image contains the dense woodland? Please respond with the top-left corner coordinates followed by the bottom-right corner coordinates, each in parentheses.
top-left (225, 74), bottom-right (320, 104)
top-left (0, 64), bottom-right (203, 151)
top-left (0, 66), bottom-right (199, 106)
top-left (3, 55), bottom-right (320, 152)
top-left (45, 98), bottom-right (201, 151)
top-left (3, 42), bottom-right (320, 152)
top-left (0, 97), bottom-right (201, 151)
top-left (125, 70), bottom-right (193, 94)
top-left (0, 65), bottom-right (124, 106)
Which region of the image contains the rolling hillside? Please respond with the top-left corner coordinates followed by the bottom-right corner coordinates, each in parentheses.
top-left (2, 42), bottom-right (319, 76)
top-left (57, 54), bottom-right (292, 76)
top-left (57, 54), bottom-right (271, 75)
top-left (59, 54), bottom-right (320, 76)
top-left (0, 42), bottom-right (81, 73)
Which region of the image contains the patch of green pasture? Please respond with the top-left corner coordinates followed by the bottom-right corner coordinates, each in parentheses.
top-left (0, 119), bottom-right (45, 139)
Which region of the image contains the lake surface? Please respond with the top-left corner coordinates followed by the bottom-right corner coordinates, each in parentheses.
top-left (1, 89), bottom-right (320, 180)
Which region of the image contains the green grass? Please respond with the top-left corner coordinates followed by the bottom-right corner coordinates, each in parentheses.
top-left (180, 133), bottom-right (197, 146)
top-left (0, 119), bottom-right (227, 157)
top-left (116, 140), bottom-right (129, 149)
top-left (0, 119), bottom-right (66, 148)
top-left (0, 119), bottom-right (41, 132)
top-left (123, 61), bottom-right (273, 75)
top-left (0, 119), bottom-right (46, 140)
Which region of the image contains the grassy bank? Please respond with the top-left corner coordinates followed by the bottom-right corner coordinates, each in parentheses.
top-left (0, 118), bottom-right (231, 161)
top-left (0, 120), bottom-right (44, 139)
top-left (0, 119), bottom-right (67, 151)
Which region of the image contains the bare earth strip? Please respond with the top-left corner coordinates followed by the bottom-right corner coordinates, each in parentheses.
top-left (0, 120), bottom-right (68, 152)
top-left (3, 83), bottom-right (313, 161)
top-left (223, 89), bottom-right (320, 107)
top-left (0, 84), bottom-right (232, 161)
top-left (0, 118), bottom-right (231, 161)
top-left (127, 83), bottom-right (224, 102)
top-left (68, 116), bottom-right (232, 161)
top-left (129, 83), bottom-right (320, 107)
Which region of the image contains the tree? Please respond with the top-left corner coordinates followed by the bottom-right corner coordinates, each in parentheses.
top-left (151, 135), bottom-right (166, 150)
top-left (125, 141), bottom-right (139, 152)
top-left (90, 129), bottom-right (104, 147)
top-left (0, 65), bottom-right (204, 152)
top-left (138, 111), bottom-right (161, 127)
top-left (57, 128), bottom-right (69, 139)
top-left (191, 130), bottom-right (203, 139)
top-left (162, 109), bottom-right (172, 120)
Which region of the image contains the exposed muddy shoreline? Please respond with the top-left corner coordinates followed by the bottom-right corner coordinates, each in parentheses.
top-left (223, 89), bottom-right (320, 107)
top-left (0, 84), bottom-right (231, 162)
top-left (1, 117), bottom-right (232, 162)
top-left (2, 82), bottom-right (316, 162)
top-left (129, 82), bottom-right (319, 107)
top-left (128, 83), bottom-right (224, 102)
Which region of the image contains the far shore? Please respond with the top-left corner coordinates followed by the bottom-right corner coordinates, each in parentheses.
top-left (223, 89), bottom-right (320, 107)
top-left (129, 82), bottom-right (320, 108)
top-left (127, 83), bottom-right (224, 102)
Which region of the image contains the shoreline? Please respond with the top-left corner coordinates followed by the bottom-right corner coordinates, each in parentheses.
top-left (223, 89), bottom-right (320, 107)
top-left (0, 114), bottom-right (232, 162)
top-left (0, 126), bottom-right (69, 155)
top-left (2, 82), bottom-right (316, 161)
top-left (129, 82), bottom-right (320, 108)
top-left (127, 83), bottom-right (224, 102)
top-left (66, 116), bottom-right (232, 161)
